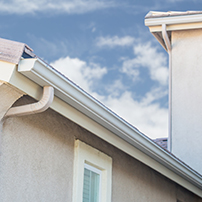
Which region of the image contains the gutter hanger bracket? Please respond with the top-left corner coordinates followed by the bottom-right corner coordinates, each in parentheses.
top-left (5, 86), bottom-right (54, 117)
top-left (162, 24), bottom-right (171, 52)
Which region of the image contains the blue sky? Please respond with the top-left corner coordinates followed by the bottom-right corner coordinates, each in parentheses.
top-left (1, 0), bottom-right (202, 139)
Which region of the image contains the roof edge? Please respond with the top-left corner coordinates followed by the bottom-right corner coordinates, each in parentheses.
top-left (145, 11), bottom-right (202, 29)
top-left (145, 11), bottom-right (202, 19)
top-left (14, 57), bottom-right (202, 197)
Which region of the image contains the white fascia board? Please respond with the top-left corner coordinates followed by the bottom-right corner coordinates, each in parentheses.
top-left (17, 58), bottom-right (202, 195)
top-left (145, 13), bottom-right (202, 27)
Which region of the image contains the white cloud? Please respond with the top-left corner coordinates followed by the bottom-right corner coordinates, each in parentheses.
top-left (106, 79), bottom-right (127, 97)
top-left (86, 22), bottom-right (97, 33)
top-left (122, 42), bottom-right (168, 85)
top-left (97, 90), bottom-right (168, 139)
top-left (96, 36), bottom-right (168, 85)
top-left (0, 0), bottom-right (115, 15)
top-left (122, 58), bottom-right (140, 81)
top-left (51, 53), bottom-right (168, 139)
top-left (96, 36), bottom-right (135, 48)
top-left (49, 36), bottom-right (169, 139)
top-left (141, 87), bottom-right (168, 106)
top-left (50, 56), bottom-right (107, 93)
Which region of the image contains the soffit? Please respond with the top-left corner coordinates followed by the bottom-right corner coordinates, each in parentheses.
top-left (145, 11), bottom-right (202, 51)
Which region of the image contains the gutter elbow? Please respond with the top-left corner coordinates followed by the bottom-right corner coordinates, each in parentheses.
top-left (162, 24), bottom-right (171, 53)
top-left (5, 86), bottom-right (54, 117)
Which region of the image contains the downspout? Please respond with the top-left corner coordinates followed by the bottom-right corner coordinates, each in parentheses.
top-left (162, 24), bottom-right (172, 152)
top-left (5, 86), bottom-right (54, 117)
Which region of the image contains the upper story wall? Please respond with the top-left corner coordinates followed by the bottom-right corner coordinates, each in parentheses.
top-left (0, 94), bottom-right (201, 202)
top-left (0, 95), bottom-right (75, 202)
top-left (171, 28), bottom-right (202, 174)
top-left (145, 11), bottom-right (202, 177)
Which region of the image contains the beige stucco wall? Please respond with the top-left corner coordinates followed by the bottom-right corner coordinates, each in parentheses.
top-left (0, 95), bottom-right (75, 202)
top-left (76, 119), bottom-right (201, 202)
top-left (171, 29), bottom-right (202, 175)
top-left (0, 94), bottom-right (201, 202)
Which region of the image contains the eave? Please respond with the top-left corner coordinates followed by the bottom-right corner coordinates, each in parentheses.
top-left (145, 12), bottom-right (202, 30)
top-left (1, 58), bottom-right (202, 197)
top-left (145, 12), bottom-right (202, 51)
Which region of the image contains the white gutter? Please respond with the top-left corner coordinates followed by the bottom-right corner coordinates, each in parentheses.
top-left (145, 13), bottom-right (202, 27)
top-left (16, 58), bottom-right (202, 194)
top-left (5, 86), bottom-right (54, 117)
top-left (145, 12), bottom-right (202, 33)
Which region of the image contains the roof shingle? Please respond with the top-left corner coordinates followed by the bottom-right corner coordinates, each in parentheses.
top-left (0, 38), bottom-right (33, 64)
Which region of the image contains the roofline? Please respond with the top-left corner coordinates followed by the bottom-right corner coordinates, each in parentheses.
top-left (144, 11), bottom-right (202, 63)
top-left (145, 12), bottom-right (202, 36)
top-left (0, 57), bottom-right (202, 196)
top-left (145, 11), bottom-right (202, 19)
top-left (4, 57), bottom-right (200, 197)
top-left (145, 12), bottom-right (202, 27)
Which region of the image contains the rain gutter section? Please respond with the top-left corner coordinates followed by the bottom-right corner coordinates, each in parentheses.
top-left (145, 13), bottom-right (202, 26)
top-left (17, 58), bottom-right (202, 197)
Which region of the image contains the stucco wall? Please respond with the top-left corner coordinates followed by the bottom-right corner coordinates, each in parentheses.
top-left (171, 29), bottom-right (202, 174)
top-left (0, 95), bottom-right (201, 202)
top-left (0, 95), bottom-right (75, 202)
top-left (76, 120), bottom-right (201, 202)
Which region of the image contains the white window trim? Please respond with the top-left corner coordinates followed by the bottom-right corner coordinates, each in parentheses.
top-left (72, 140), bottom-right (112, 202)
top-left (84, 163), bottom-right (102, 176)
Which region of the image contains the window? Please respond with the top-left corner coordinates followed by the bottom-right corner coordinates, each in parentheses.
top-left (83, 164), bottom-right (101, 202)
top-left (72, 140), bottom-right (112, 202)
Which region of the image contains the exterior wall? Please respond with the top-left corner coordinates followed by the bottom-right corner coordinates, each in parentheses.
top-left (0, 95), bottom-right (201, 202)
top-left (0, 95), bottom-right (75, 202)
top-left (76, 121), bottom-right (201, 202)
top-left (171, 29), bottom-right (202, 174)
top-left (0, 82), bottom-right (23, 120)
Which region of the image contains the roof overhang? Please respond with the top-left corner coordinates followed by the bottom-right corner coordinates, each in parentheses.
top-left (145, 11), bottom-right (202, 50)
top-left (1, 57), bottom-right (202, 197)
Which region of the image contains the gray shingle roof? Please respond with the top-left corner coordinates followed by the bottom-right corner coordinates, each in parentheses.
top-left (153, 138), bottom-right (167, 150)
top-left (0, 38), bottom-right (33, 64)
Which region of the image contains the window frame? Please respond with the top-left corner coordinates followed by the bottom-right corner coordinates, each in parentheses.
top-left (83, 163), bottom-right (102, 202)
top-left (72, 140), bottom-right (112, 202)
